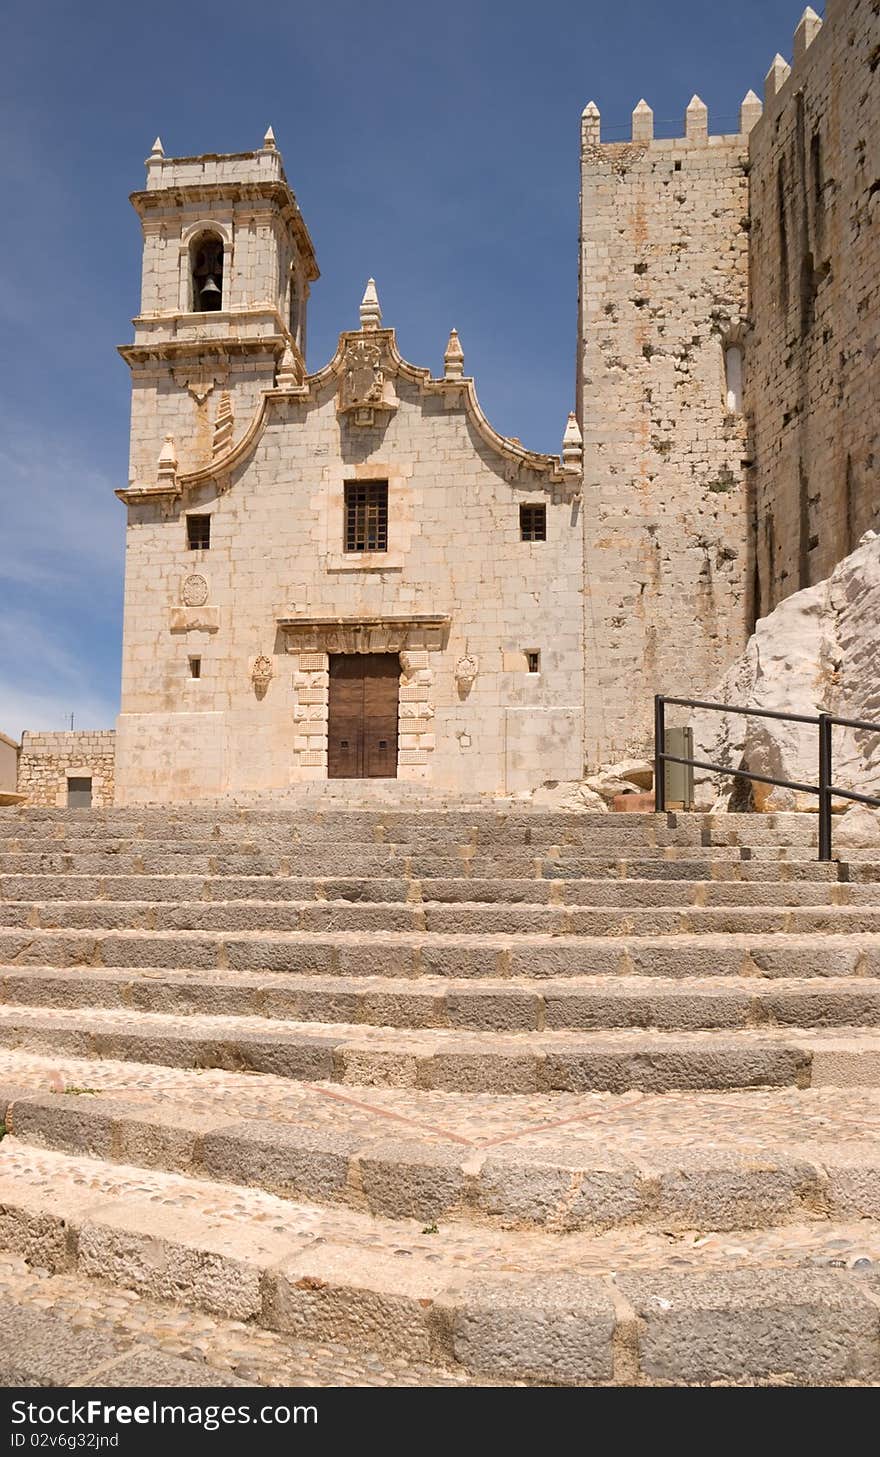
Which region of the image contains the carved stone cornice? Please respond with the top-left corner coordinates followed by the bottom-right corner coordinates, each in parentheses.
top-left (119, 331), bottom-right (290, 369)
top-left (277, 614), bottom-right (450, 655)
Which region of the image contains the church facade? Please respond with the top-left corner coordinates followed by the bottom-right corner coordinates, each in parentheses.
top-left (114, 136), bottom-right (584, 803)
top-left (109, 0), bottom-right (878, 805)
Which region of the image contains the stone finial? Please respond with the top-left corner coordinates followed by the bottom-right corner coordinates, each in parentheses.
top-left (562, 412), bottom-right (583, 468)
top-left (149, 136), bottom-right (164, 160)
top-left (739, 89), bottom-right (763, 135)
top-left (276, 343), bottom-right (299, 389)
top-left (581, 101), bottom-right (601, 145)
top-left (685, 95), bottom-right (708, 143)
top-left (794, 6), bottom-right (822, 64)
top-left (444, 328), bottom-right (464, 381)
top-left (157, 435), bottom-right (178, 486)
top-left (632, 99), bottom-right (654, 143)
top-left (212, 391), bottom-right (234, 458)
top-left (360, 277), bottom-right (382, 331)
top-left (765, 54), bottom-right (791, 104)
top-left (262, 125), bottom-right (277, 150)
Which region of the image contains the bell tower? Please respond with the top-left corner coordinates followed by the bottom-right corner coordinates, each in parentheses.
top-left (120, 127), bottom-right (319, 491)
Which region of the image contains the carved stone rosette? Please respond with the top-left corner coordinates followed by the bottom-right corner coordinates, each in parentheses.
top-left (181, 574), bottom-right (209, 607)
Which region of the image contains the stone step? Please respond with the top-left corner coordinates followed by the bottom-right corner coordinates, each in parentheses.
top-left (3, 966), bottom-right (878, 1031)
top-left (4, 897), bottom-right (880, 937)
top-left (0, 849), bottom-right (845, 878)
top-left (0, 926), bottom-right (876, 978)
top-left (2, 873), bottom-right (872, 906)
top-left (0, 1254), bottom-right (481, 1388)
top-left (2, 1060), bottom-right (879, 1234)
top-left (0, 1002), bottom-right (876, 1090)
top-left (0, 1140), bottom-right (877, 1384)
top-left (0, 808), bottom-right (834, 842)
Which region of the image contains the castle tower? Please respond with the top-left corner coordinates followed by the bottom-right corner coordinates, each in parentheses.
top-left (578, 97), bottom-right (754, 765)
top-left (120, 129), bottom-right (319, 490)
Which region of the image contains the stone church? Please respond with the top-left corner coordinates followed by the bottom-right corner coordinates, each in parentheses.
top-left (9, 0), bottom-right (878, 806)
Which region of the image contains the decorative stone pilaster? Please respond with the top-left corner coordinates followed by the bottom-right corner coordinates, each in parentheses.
top-left (292, 652), bottom-right (330, 773)
top-left (398, 651), bottom-right (435, 779)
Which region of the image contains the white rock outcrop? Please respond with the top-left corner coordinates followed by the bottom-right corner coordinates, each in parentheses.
top-left (690, 533), bottom-right (880, 810)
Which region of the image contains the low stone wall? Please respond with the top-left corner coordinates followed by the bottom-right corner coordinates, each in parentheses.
top-left (17, 731), bottom-right (116, 807)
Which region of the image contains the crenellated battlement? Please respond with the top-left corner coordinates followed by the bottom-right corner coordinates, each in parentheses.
top-left (580, 91), bottom-right (762, 152)
top-left (756, 6), bottom-right (825, 127)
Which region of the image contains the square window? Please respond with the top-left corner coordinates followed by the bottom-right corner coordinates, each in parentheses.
top-left (187, 514), bottom-right (211, 550)
top-left (520, 504), bottom-right (546, 541)
top-left (189, 656), bottom-right (201, 679)
top-left (345, 481), bottom-right (388, 552)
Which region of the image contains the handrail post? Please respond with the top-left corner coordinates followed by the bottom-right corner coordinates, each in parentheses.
top-left (654, 695), bottom-right (666, 815)
top-left (818, 713), bottom-right (833, 861)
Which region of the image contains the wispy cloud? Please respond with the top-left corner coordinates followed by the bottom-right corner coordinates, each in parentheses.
top-left (0, 411), bottom-right (124, 593)
top-left (0, 608), bottom-right (118, 739)
top-left (0, 681), bottom-right (117, 742)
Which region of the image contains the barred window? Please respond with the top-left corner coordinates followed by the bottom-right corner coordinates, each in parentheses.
top-left (345, 481), bottom-right (388, 552)
top-left (520, 504), bottom-right (546, 541)
top-left (186, 514), bottom-right (211, 550)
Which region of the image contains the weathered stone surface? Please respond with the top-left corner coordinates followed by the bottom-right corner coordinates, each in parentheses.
top-left (693, 535), bottom-right (880, 811)
top-left (619, 1269), bottom-right (880, 1385)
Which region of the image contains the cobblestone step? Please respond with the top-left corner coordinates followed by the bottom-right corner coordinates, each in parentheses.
top-left (2, 967), bottom-right (878, 1031)
top-left (2, 1066), bottom-right (879, 1234)
top-left (2, 873), bottom-right (874, 905)
top-left (0, 1141), bottom-right (877, 1385)
top-left (0, 1255), bottom-right (485, 1387)
top-left (3, 897), bottom-right (879, 937)
top-left (0, 926), bottom-right (877, 977)
top-left (0, 1003), bottom-right (875, 1091)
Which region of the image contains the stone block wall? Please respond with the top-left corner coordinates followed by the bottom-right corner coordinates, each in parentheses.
top-left (579, 99), bottom-right (753, 764)
top-left (746, 0), bottom-right (880, 615)
top-left (17, 731), bottom-right (116, 807)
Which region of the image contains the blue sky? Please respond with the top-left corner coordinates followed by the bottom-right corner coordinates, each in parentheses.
top-left (0, 0), bottom-right (812, 738)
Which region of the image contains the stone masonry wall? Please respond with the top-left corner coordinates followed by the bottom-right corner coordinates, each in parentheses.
top-left (747, 0), bottom-right (880, 616)
top-left (579, 99), bottom-right (753, 765)
top-left (17, 732), bottom-right (116, 807)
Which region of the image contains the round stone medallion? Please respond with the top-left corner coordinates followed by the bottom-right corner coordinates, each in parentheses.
top-left (181, 574), bottom-right (209, 607)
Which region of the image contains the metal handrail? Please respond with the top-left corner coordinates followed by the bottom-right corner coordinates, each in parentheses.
top-left (653, 694), bottom-right (880, 861)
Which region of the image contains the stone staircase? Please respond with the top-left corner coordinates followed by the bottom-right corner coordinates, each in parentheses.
top-left (0, 804), bottom-right (879, 1387)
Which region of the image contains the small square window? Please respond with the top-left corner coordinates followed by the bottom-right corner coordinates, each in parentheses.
top-left (189, 656), bottom-right (201, 679)
top-left (345, 481), bottom-right (388, 552)
top-left (526, 651), bottom-right (541, 674)
top-left (520, 504), bottom-right (546, 541)
top-left (187, 514), bottom-right (211, 550)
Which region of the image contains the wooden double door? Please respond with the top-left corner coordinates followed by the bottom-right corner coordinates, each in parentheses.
top-left (327, 654), bottom-right (399, 779)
